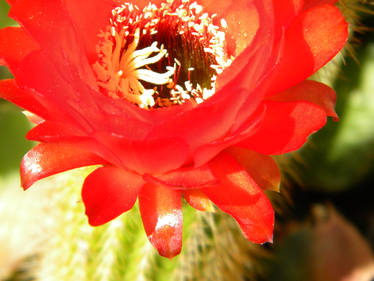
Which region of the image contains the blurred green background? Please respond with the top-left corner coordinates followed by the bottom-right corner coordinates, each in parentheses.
top-left (0, 1), bottom-right (30, 176)
top-left (0, 1), bottom-right (374, 281)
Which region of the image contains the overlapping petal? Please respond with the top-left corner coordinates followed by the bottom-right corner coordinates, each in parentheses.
top-left (183, 189), bottom-right (214, 212)
top-left (0, 79), bottom-right (49, 119)
top-left (267, 3), bottom-right (348, 95)
top-left (202, 152), bottom-right (274, 243)
top-left (82, 166), bottom-right (144, 226)
top-left (0, 27), bottom-right (39, 66)
top-left (144, 165), bottom-right (216, 189)
top-left (239, 100), bottom-right (327, 155)
top-left (268, 80), bottom-right (338, 120)
top-left (64, 0), bottom-right (122, 63)
top-left (21, 142), bottom-right (105, 190)
top-left (227, 147), bottom-right (281, 192)
top-left (272, 0), bottom-right (303, 41)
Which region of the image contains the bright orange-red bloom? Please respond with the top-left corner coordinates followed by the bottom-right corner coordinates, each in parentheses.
top-left (0, 0), bottom-right (347, 258)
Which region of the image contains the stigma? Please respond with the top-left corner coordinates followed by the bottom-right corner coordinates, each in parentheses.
top-left (93, 0), bottom-right (232, 109)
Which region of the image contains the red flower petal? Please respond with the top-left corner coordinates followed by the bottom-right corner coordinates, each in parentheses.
top-left (139, 183), bottom-right (183, 258)
top-left (215, 0), bottom-right (274, 90)
top-left (239, 100), bottom-right (327, 155)
top-left (183, 189), bottom-right (214, 212)
top-left (201, 0), bottom-right (260, 55)
top-left (10, 46), bottom-right (102, 134)
top-left (9, 0), bottom-right (73, 48)
top-left (268, 80), bottom-right (338, 120)
top-left (303, 0), bottom-right (338, 9)
top-left (64, 0), bottom-right (122, 63)
top-left (82, 166), bottom-right (144, 226)
top-left (0, 27), bottom-right (39, 66)
top-left (22, 111), bottom-right (44, 125)
top-left (202, 152), bottom-right (274, 243)
top-left (193, 104), bottom-right (266, 167)
top-left (26, 123), bottom-right (126, 172)
top-left (273, 0), bottom-right (303, 40)
top-left (144, 165), bottom-right (217, 189)
top-left (99, 135), bottom-right (189, 174)
top-left (267, 4), bottom-right (348, 95)
top-left (149, 30), bottom-right (272, 158)
top-left (227, 147), bottom-right (281, 192)
top-left (147, 94), bottom-right (247, 153)
top-left (21, 142), bottom-right (105, 190)
top-left (10, 0), bottom-right (97, 95)
top-left (26, 121), bottom-right (86, 142)
top-left (0, 79), bottom-right (49, 119)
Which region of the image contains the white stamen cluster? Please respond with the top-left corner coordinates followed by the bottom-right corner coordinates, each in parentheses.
top-left (93, 0), bottom-right (232, 109)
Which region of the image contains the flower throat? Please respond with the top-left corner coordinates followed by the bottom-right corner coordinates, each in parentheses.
top-left (93, 0), bottom-right (231, 109)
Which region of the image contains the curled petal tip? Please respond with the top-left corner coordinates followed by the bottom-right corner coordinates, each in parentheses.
top-left (146, 209), bottom-right (183, 258)
top-left (150, 233), bottom-right (182, 259)
top-left (183, 189), bottom-right (215, 212)
top-left (87, 216), bottom-right (104, 227)
top-left (19, 143), bottom-right (106, 191)
top-left (264, 234), bottom-right (274, 244)
top-left (20, 154), bottom-right (38, 190)
top-left (203, 152), bottom-right (275, 245)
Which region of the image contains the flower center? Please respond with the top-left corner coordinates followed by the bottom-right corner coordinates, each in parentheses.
top-left (93, 0), bottom-right (232, 109)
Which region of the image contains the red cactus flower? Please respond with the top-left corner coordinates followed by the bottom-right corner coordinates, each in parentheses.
top-left (0, 0), bottom-right (348, 258)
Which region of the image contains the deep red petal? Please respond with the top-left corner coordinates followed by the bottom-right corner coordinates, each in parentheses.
top-left (9, 0), bottom-right (97, 91)
top-left (10, 47), bottom-right (99, 133)
top-left (26, 121), bottom-right (86, 142)
top-left (64, 0), bottom-right (122, 63)
top-left (200, 0), bottom-right (274, 57)
top-left (273, 0), bottom-right (303, 40)
top-left (154, 0), bottom-right (273, 152)
top-left (82, 166), bottom-right (144, 226)
top-left (202, 152), bottom-right (274, 243)
top-left (139, 183), bottom-right (183, 258)
top-left (183, 189), bottom-right (214, 212)
top-left (25, 122), bottom-right (125, 172)
top-left (239, 100), bottom-right (327, 155)
top-left (227, 147), bottom-right (280, 192)
top-left (303, 0), bottom-right (338, 9)
top-left (11, 45), bottom-right (153, 141)
top-left (193, 104), bottom-right (266, 167)
top-left (144, 165), bottom-right (216, 189)
top-left (0, 27), bottom-right (39, 66)
top-left (200, 0), bottom-right (260, 55)
top-left (267, 80), bottom-right (338, 120)
top-left (10, 0), bottom-right (74, 48)
top-left (97, 134), bottom-right (189, 174)
top-left (0, 79), bottom-right (50, 119)
top-left (147, 93), bottom-right (247, 154)
top-left (21, 142), bottom-right (105, 190)
top-left (267, 4), bottom-right (348, 95)
top-left (215, 0), bottom-right (274, 90)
